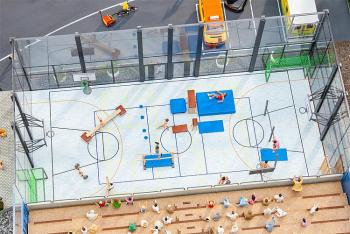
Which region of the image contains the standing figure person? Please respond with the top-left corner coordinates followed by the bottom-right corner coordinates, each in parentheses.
top-left (157, 119), bottom-right (170, 130)
top-left (105, 176), bottom-right (114, 197)
top-left (272, 137), bottom-right (280, 152)
top-left (292, 176), bottom-right (304, 192)
top-left (155, 142), bottom-right (160, 154)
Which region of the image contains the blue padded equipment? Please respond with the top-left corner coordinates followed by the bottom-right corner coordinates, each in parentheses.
top-left (260, 148), bottom-right (288, 161)
top-left (196, 90), bottom-right (236, 117)
top-left (198, 120), bottom-right (224, 134)
top-left (170, 98), bottom-right (187, 114)
top-left (144, 154), bottom-right (174, 169)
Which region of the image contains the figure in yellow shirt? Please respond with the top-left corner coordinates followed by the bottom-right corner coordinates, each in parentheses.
top-left (292, 176), bottom-right (303, 192)
top-left (121, 1), bottom-right (130, 12)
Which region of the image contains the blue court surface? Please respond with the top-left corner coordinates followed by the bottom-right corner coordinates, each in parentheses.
top-left (144, 154), bottom-right (174, 169)
top-left (170, 98), bottom-right (187, 114)
top-left (198, 120), bottom-right (225, 134)
top-left (196, 90), bottom-right (236, 116)
top-left (260, 148), bottom-right (288, 161)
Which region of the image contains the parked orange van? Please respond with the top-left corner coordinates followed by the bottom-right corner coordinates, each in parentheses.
top-left (198, 0), bottom-right (227, 48)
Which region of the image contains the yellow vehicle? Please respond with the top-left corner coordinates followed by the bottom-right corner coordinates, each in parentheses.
top-left (198, 0), bottom-right (227, 48)
top-left (280, 0), bottom-right (319, 36)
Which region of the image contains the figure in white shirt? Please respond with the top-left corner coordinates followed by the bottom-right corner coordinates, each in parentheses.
top-left (152, 200), bottom-right (161, 214)
top-left (275, 207), bottom-right (287, 218)
top-left (162, 216), bottom-right (172, 224)
top-left (230, 223), bottom-right (239, 234)
top-left (226, 210), bottom-right (238, 220)
top-left (273, 193), bottom-right (284, 203)
top-left (86, 209), bottom-right (98, 221)
top-left (263, 207), bottom-right (276, 216)
top-left (309, 204), bottom-right (319, 215)
top-left (217, 225), bottom-right (224, 234)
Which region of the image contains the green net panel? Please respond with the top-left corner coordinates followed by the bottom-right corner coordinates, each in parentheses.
top-left (264, 54), bottom-right (312, 82)
top-left (16, 168), bottom-right (47, 203)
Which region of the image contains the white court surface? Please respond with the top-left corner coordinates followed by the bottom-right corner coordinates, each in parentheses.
top-left (28, 69), bottom-right (324, 201)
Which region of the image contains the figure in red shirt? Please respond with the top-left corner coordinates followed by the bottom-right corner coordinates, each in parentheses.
top-left (208, 91), bottom-right (227, 103)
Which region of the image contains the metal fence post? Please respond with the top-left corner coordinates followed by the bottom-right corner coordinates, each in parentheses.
top-left (12, 38), bottom-right (32, 91)
top-left (320, 93), bottom-right (344, 141)
top-left (315, 65), bottom-right (338, 113)
top-left (249, 16), bottom-right (266, 72)
top-left (194, 23), bottom-right (204, 77)
top-left (51, 65), bottom-right (60, 88)
top-left (13, 123), bottom-right (34, 168)
top-left (137, 26), bottom-right (145, 82)
top-left (167, 24), bottom-right (174, 80)
top-left (309, 10), bottom-right (327, 57)
top-left (74, 33), bottom-right (86, 73)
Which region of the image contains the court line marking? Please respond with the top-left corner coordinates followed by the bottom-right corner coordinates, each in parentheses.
top-left (0, 0), bottom-right (134, 62)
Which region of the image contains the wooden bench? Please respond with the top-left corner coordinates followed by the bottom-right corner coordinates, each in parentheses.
top-left (172, 124), bottom-right (188, 133)
top-left (187, 90), bottom-right (197, 114)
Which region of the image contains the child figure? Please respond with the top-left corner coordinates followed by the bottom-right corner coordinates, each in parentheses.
top-left (81, 226), bottom-right (88, 234)
top-left (309, 204), bottom-right (319, 215)
top-left (248, 193), bottom-right (256, 205)
top-left (0, 160), bottom-right (4, 170)
top-left (272, 138), bottom-right (280, 152)
top-left (152, 200), bottom-right (161, 214)
top-left (141, 219), bottom-right (149, 228)
top-left (292, 176), bottom-right (304, 192)
top-left (212, 212), bottom-right (221, 221)
top-left (221, 197), bottom-right (231, 208)
top-left (265, 217), bottom-right (276, 233)
top-left (157, 119), bottom-right (170, 130)
top-left (86, 210), bottom-right (98, 221)
top-left (166, 204), bottom-right (175, 214)
top-left (236, 196), bottom-right (248, 207)
top-left (273, 193), bottom-right (284, 203)
top-left (258, 161), bottom-right (270, 169)
top-left (243, 210), bottom-right (254, 220)
top-left (140, 205), bottom-right (146, 213)
top-left (125, 196), bottom-right (134, 205)
top-left (74, 163), bottom-right (88, 180)
top-left (105, 176), bottom-right (114, 197)
top-left (301, 217), bottom-right (308, 227)
top-left (162, 216), bottom-right (172, 225)
top-left (217, 225), bottom-right (225, 234)
top-left (230, 223), bottom-right (239, 234)
top-left (275, 207), bottom-right (287, 218)
top-left (263, 207), bottom-right (276, 216)
top-left (226, 210), bottom-right (238, 221)
top-left (208, 91), bottom-right (227, 103)
top-left (155, 142), bottom-right (160, 154)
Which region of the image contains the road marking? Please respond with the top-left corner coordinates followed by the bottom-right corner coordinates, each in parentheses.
top-left (249, 0), bottom-right (257, 35)
top-left (0, 0), bottom-right (134, 63)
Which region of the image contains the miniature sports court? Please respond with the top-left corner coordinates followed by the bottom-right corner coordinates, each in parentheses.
top-left (11, 7), bottom-right (350, 220)
top-left (16, 67), bottom-right (325, 201)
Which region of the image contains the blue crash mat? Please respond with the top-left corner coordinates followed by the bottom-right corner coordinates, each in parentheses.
top-left (198, 120), bottom-right (224, 134)
top-left (144, 154), bottom-right (174, 169)
top-left (196, 90), bottom-right (236, 117)
top-left (170, 98), bottom-right (187, 114)
top-left (260, 148), bottom-right (288, 161)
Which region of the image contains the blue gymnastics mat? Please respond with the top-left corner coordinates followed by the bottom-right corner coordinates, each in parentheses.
top-left (170, 98), bottom-right (187, 114)
top-left (144, 154), bottom-right (174, 169)
top-left (198, 120), bottom-right (224, 134)
top-left (196, 90), bottom-right (236, 117)
top-left (260, 148), bottom-right (288, 161)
